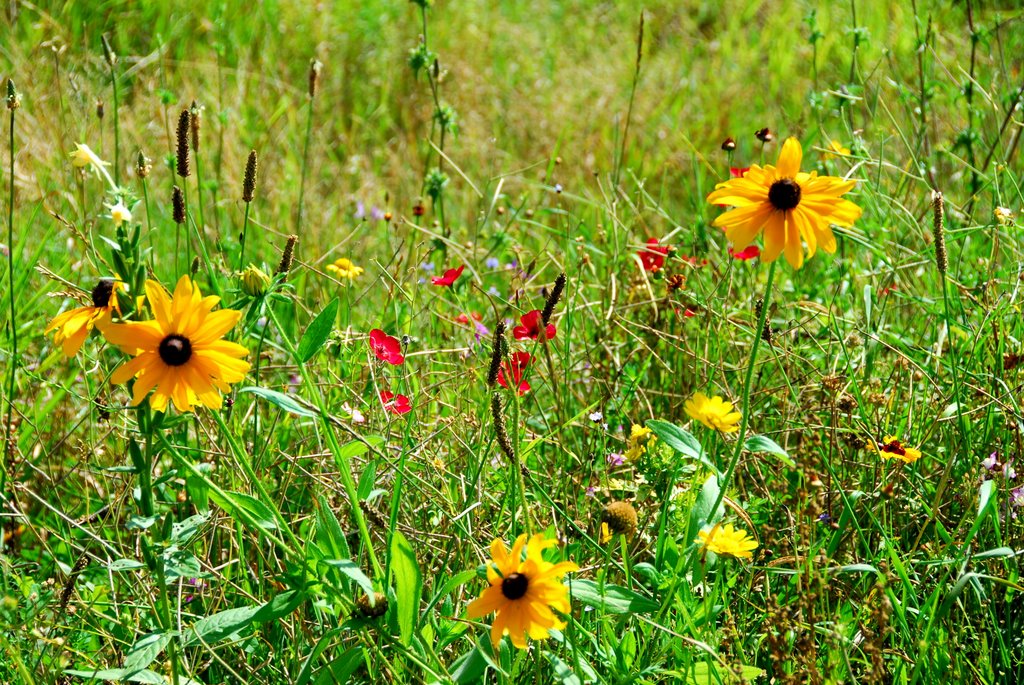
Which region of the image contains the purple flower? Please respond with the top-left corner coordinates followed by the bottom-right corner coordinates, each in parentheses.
top-left (1004, 462), bottom-right (1017, 480)
top-left (585, 486), bottom-right (597, 498)
top-left (982, 452), bottom-right (999, 471)
top-left (474, 321), bottom-right (490, 340)
top-left (606, 453), bottom-right (625, 467)
top-left (420, 262), bottom-right (435, 272)
top-left (1012, 486), bottom-right (1024, 508)
top-left (485, 257), bottom-right (500, 269)
top-left (487, 286), bottom-right (500, 297)
top-left (371, 206), bottom-right (385, 220)
top-left (354, 201), bottom-right (366, 219)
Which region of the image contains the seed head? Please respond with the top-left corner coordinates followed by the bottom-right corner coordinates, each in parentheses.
top-left (100, 34), bottom-right (116, 66)
top-left (136, 151), bottom-right (151, 179)
top-left (95, 100), bottom-right (104, 120)
top-left (541, 272), bottom-right (566, 326)
top-left (486, 322), bottom-right (507, 387)
top-left (189, 100), bottom-right (202, 152)
top-left (355, 592), bottom-right (388, 618)
top-left (308, 59), bottom-right (323, 98)
top-left (6, 79), bottom-right (20, 110)
top-left (601, 501), bottom-right (639, 539)
top-left (721, 137), bottom-right (736, 151)
top-left (172, 186), bottom-right (185, 224)
top-left (491, 393), bottom-right (515, 463)
top-left (242, 150), bottom-right (258, 203)
top-left (175, 109), bottom-right (190, 178)
top-left (931, 190), bottom-right (947, 275)
top-left (755, 127), bottom-right (774, 143)
top-left (276, 234), bottom-right (298, 280)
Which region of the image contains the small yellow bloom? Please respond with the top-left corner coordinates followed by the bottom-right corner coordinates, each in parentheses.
top-left (684, 392), bottom-right (742, 433)
top-left (697, 523), bottom-right (758, 560)
top-left (600, 522), bottom-right (612, 544)
top-left (45, 279), bottom-right (122, 357)
top-left (70, 143), bottom-right (109, 173)
top-left (994, 207), bottom-right (1015, 226)
top-left (875, 435), bottom-right (922, 464)
top-left (466, 533), bottom-right (578, 649)
top-left (239, 265), bottom-right (271, 297)
top-left (624, 424), bottom-right (655, 461)
top-left (326, 257), bottom-right (364, 280)
top-left (825, 139), bottom-right (851, 159)
top-left (107, 201), bottom-right (132, 227)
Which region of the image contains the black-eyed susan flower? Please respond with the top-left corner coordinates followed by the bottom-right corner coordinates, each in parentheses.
top-left (326, 257), bottom-right (364, 280)
top-left (45, 278), bottom-right (122, 357)
top-left (102, 276), bottom-right (250, 412)
top-left (624, 424), bottom-right (655, 461)
top-left (697, 522), bottom-right (758, 560)
top-left (684, 392), bottom-right (742, 433)
top-left (875, 435), bottom-right (922, 464)
top-left (466, 533), bottom-right (578, 649)
top-left (706, 137), bottom-right (862, 269)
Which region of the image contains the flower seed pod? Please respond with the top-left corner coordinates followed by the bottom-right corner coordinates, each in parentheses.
top-left (355, 592), bottom-right (388, 618)
top-left (95, 99), bottom-right (104, 120)
top-left (601, 501), bottom-right (638, 539)
top-left (189, 100), bottom-right (202, 152)
top-left (931, 190), bottom-right (947, 275)
top-left (100, 34), bottom-right (116, 66)
top-left (721, 137), bottom-right (736, 151)
top-left (486, 322), bottom-right (506, 387)
top-left (136, 151), bottom-right (151, 179)
top-left (172, 186), bottom-right (186, 224)
top-left (491, 393), bottom-right (515, 463)
top-left (541, 272), bottom-right (566, 326)
top-left (276, 234), bottom-right (298, 280)
top-left (242, 150), bottom-right (258, 203)
top-left (175, 109), bottom-right (190, 178)
top-left (308, 59), bottom-right (323, 98)
top-left (6, 79), bottom-right (20, 110)
top-left (755, 127), bottom-right (774, 143)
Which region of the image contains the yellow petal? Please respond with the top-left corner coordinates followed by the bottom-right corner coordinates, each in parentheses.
top-left (776, 137), bottom-right (803, 178)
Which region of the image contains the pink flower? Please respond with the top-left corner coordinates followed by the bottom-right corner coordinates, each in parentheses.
top-left (637, 238), bottom-right (669, 272)
top-left (432, 264), bottom-right (465, 287)
top-left (368, 329), bottom-right (405, 365)
top-left (512, 310), bottom-right (556, 341)
top-left (379, 390), bottom-right (412, 415)
top-left (496, 351), bottom-right (531, 396)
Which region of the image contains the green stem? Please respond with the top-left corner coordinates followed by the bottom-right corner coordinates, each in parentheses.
top-left (4, 101), bottom-right (16, 480)
top-left (708, 260), bottom-right (777, 516)
top-left (296, 97), bottom-right (315, 240)
top-left (109, 62), bottom-right (120, 187)
top-left (238, 202), bottom-right (251, 272)
top-left (193, 152), bottom-right (207, 241)
top-left (265, 306), bottom-right (383, 578)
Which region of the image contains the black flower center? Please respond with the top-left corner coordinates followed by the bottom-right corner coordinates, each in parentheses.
top-left (91, 279), bottom-right (116, 308)
top-left (158, 334), bottom-right (193, 366)
top-left (881, 439), bottom-right (906, 456)
top-left (768, 178), bottom-right (802, 211)
top-left (501, 572), bottom-right (529, 600)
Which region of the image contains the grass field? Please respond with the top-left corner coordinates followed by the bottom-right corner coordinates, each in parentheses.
top-left (2, 0), bottom-right (1024, 683)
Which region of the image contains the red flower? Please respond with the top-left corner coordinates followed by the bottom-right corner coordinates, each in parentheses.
top-left (379, 390), bottom-right (412, 415)
top-left (432, 264), bottom-right (465, 287)
top-left (728, 245), bottom-right (761, 260)
top-left (729, 166), bottom-right (750, 178)
top-left (456, 312), bottom-right (483, 325)
top-left (512, 310), bottom-right (556, 341)
top-left (638, 238), bottom-right (669, 272)
top-left (368, 329), bottom-right (404, 365)
top-left (496, 351), bottom-right (531, 396)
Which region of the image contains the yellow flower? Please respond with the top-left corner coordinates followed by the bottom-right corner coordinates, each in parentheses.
top-left (875, 435), bottom-right (922, 464)
top-left (697, 523), bottom-right (758, 560)
top-left (825, 139), bottom-right (851, 159)
top-left (107, 200), bottom-right (132, 227)
top-left (326, 257), bottom-right (364, 280)
top-left (624, 424), bottom-right (655, 461)
top-left (600, 522), bottom-right (612, 544)
top-left (684, 392), bottom-right (742, 433)
top-left (102, 275), bottom-right (250, 412)
top-left (239, 265), bottom-right (271, 297)
top-left (69, 143), bottom-right (109, 172)
top-left (707, 137), bottom-right (862, 269)
top-left (45, 278), bottom-right (122, 357)
top-left (994, 207), bottom-right (1015, 226)
top-left (466, 533), bottom-right (579, 649)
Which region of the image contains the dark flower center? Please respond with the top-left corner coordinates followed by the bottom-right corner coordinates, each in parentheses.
top-left (881, 439), bottom-right (906, 456)
top-left (159, 334), bottom-right (193, 366)
top-left (501, 572), bottom-right (529, 600)
top-left (768, 178), bottom-right (802, 211)
top-left (92, 279), bottom-right (116, 308)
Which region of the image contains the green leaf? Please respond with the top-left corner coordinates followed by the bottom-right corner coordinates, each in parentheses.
top-left (974, 546), bottom-right (1015, 559)
top-left (171, 513), bottom-right (209, 545)
top-left (123, 632), bottom-right (176, 674)
top-left (646, 420), bottom-right (719, 475)
top-left (321, 559), bottom-right (375, 600)
top-left (297, 298), bottom-right (339, 363)
top-left (209, 489), bottom-right (278, 531)
top-left (743, 435), bottom-right (795, 467)
top-left (108, 559), bottom-right (146, 572)
top-left (238, 385), bottom-right (318, 418)
top-left (544, 653), bottom-right (582, 685)
top-left (567, 579), bottom-right (658, 614)
top-left (686, 474), bottom-right (723, 545)
top-left (686, 661), bottom-right (765, 684)
top-left (65, 668), bottom-right (166, 684)
top-left (182, 590), bottom-right (305, 647)
top-left (389, 530), bottom-right (422, 646)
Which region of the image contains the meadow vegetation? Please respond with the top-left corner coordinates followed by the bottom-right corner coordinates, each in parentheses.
top-left (1, 0), bottom-right (1023, 682)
